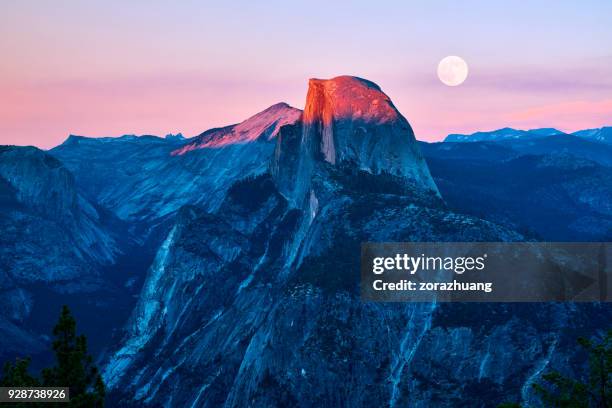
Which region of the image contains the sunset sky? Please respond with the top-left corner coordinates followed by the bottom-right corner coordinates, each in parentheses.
top-left (1, 1), bottom-right (611, 148)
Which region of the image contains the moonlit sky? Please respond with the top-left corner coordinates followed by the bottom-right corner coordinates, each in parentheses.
top-left (1, 1), bottom-right (611, 148)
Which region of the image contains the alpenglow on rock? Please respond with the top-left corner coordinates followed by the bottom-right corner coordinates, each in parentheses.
top-left (172, 102), bottom-right (302, 155)
top-left (297, 76), bottom-right (438, 193)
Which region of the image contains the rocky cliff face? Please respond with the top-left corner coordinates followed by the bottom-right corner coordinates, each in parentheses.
top-left (293, 76), bottom-right (437, 201)
top-left (0, 146), bottom-right (125, 364)
top-left (103, 169), bottom-right (534, 407)
top-left (0, 146), bottom-right (118, 283)
top-left (100, 77), bottom-right (610, 407)
top-left (271, 76), bottom-right (438, 206)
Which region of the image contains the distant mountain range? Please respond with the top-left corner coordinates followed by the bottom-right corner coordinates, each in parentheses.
top-left (573, 126), bottom-right (612, 144)
top-left (445, 126), bottom-right (612, 144)
top-left (423, 125), bottom-right (612, 241)
top-left (1, 76), bottom-right (610, 407)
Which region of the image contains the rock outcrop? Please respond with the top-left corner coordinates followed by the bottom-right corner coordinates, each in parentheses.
top-left (172, 102), bottom-right (301, 154)
top-left (272, 76), bottom-right (438, 203)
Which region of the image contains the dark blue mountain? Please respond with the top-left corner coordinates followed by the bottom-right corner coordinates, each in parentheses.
top-left (0, 146), bottom-right (139, 368)
top-left (419, 140), bottom-right (517, 162)
top-left (423, 148), bottom-right (612, 241)
top-left (495, 135), bottom-right (612, 167)
top-left (423, 126), bottom-right (612, 241)
top-left (573, 126), bottom-right (612, 144)
top-left (442, 129), bottom-right (612, 166)
top-left (444, 127), bottom-right (565, 142)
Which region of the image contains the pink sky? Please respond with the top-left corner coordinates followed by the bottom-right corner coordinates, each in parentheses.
top-left (1, 2), bottom-right (611, 148)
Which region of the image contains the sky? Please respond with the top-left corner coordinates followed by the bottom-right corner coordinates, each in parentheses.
top-left (1, 0), bottom-right (611, 148)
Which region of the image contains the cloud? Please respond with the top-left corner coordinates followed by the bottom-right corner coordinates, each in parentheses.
top-left (468, 64), bottom-right (612, 94)
top-left (505, 99), bottom-right (612, 132)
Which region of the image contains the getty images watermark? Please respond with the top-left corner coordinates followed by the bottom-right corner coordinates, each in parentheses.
top-left (361, 242), bottom-right (611, 302)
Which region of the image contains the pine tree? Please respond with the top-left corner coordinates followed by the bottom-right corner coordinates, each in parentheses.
top-left (0, 357), bottom-right (39, 387)
top-left (499, 330), bottom-right (611, 408)
top-left (532, 330), bottom-right (611, 408)
top-left (0, 357), bottom-right (42, 407)
top-left (41, 305), bottom-right (105, 407)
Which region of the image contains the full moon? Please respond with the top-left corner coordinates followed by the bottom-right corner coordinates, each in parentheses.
top-left (437, 56), bottom-right (468, 86)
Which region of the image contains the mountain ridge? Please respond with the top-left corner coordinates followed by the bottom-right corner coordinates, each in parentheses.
top-left (172, 102), bottom-right (301, 155)
top-left (573, 126), bottom-right (612, 144)
top-left (444, 125), bottom-right (612, 144)
top-left (444, 127), bottom-right (567, 142)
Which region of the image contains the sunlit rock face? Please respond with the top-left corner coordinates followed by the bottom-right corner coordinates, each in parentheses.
top-left (172, 102), bottom-right (302, 154)
top-left (298, 76), bottom-right (437, 193)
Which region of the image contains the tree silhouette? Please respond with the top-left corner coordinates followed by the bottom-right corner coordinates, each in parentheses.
top-left (500, 330), bottom-right (611, 408)
top-left (0, 305), bottom-right (105, 407)
top-left (532, 330), bottom-right (611, 408)
top-left (0, 357), bottom-right (39, 388)
top-left (42, 305), bottom-right (105, 407)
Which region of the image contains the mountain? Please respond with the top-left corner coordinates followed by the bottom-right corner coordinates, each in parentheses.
top-left (0, 146), bottom-right (128, 365)
top-left (301, 76), bottom-right (435, 188)
top-left (275, 76), bottom-right (438, 202)
top-left (315, 76), bottom-right (433, 184)
top-left (419, 140), bottom-right (517, 162)
top-left (2, 75), bottom-right (610, 407)
top-left (573, 126), bottom-right (612, 145)
top-left (173, 102), bottom-right (301, 154)
top-left (51, 103), bottom-right (301, 229)
top-left (444, 127), bottom-right (565, 142)
top-left (424, 128), bottom-right (612, 241)
top-left (436, 131), bottom-right (612, 167)
top-left (495, 135), bottom-right (612, 167)
top-left (422, 148), bottom-right (612, 241)
top-left (0, 146), bottom-right (118, 284)
top-left (100, 76), bottom-right (610, 407)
